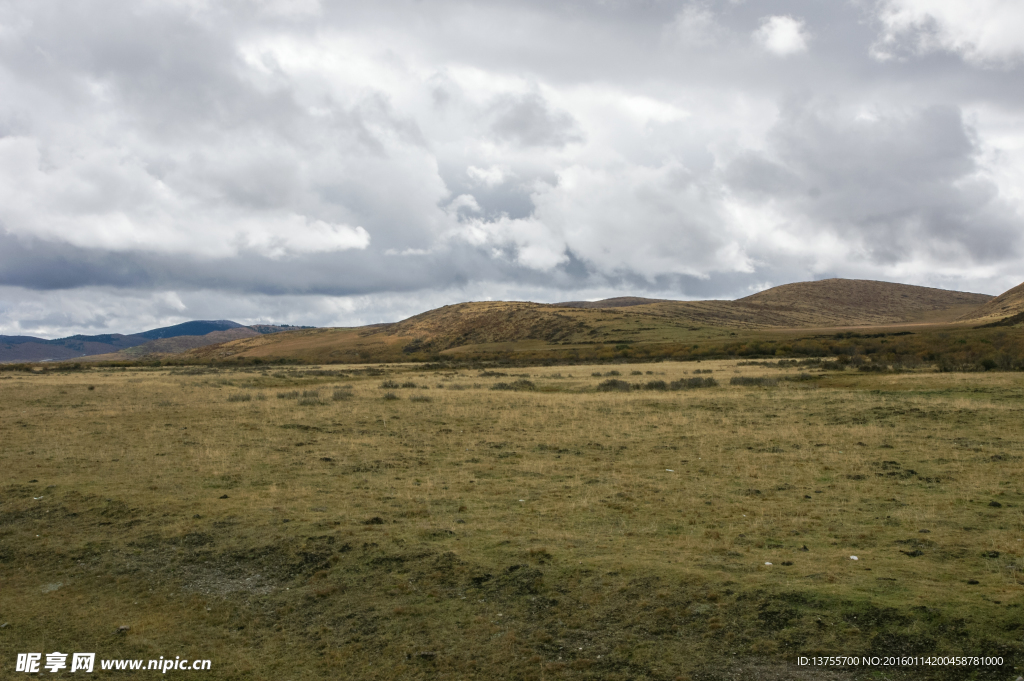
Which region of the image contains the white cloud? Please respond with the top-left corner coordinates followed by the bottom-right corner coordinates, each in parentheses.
top-left (467, 165), bottom-right (507, 186)
top-left (874, 0), bottom-right (1024, 65)
top-left (668, 5), bottom-right (722, 47)
top-left (0, 0), bottom-right (1022, 336)
top-left (753, 16), bottom-right (810, 56)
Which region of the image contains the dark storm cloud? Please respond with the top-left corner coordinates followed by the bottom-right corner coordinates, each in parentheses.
top-left (0, 0), bottom-right (1022, 335)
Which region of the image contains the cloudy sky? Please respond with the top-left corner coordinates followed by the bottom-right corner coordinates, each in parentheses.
top-left (1, 0), bottom-right (1023, 336)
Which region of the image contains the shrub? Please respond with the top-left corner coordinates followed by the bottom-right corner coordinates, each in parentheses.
top-left (729, 376), bottom-right (778, 387)
top-left (643, 380), bottom-right (668, 391)
top-left (409, 395), bottom-right (432, 403)
top-left (401, 381), bottom-right (417, 388)
top-left (693, 369), bottom-right (714, 374)
top-left (491, 379), bottom-right (536, 391)
top-left (670, 377), bottom-right (718, 389)
top-left (379, 380), bottom-right (399, 389)
top-left (597, 379), bottom-right (632, 392)
top-left (604, 370), bottom-right (621, 376)
top-left (630, 371), bottom-right (643, 376)
top-left (382, 392), bottom-right (399, 400)
top-left (301, 390), bottom-right (320, 397)
top-left (227, 393), bottom-right (252, 402)
top-left (276, 390), bottom-right (300, 399)
top-left (298, 396), bottom-right (328, 406)
top-left (332, 389), bottom-right (353, 401)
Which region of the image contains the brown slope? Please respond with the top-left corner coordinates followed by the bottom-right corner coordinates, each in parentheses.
top-left (734, 278), bottom-right (991, 326)
top-left (955, 281), bottom-right (1024, 325)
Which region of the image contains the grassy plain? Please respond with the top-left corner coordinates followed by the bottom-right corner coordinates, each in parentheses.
top-left (1, 361), bottom-right (1022, 680)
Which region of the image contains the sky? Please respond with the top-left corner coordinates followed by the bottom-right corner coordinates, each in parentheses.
top-left (1, 0), bottom-right (1023, 337)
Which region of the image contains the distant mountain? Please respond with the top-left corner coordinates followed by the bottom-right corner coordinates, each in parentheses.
top-left (0, 320), bottom-right (299, 363)
top-left (136, 320), bottom-right (245, 340)
top-left (0, 334), bottom-right (147, 363)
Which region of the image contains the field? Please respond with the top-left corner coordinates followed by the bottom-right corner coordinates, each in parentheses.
top-left (1, 361), bottom-right (1022, 680)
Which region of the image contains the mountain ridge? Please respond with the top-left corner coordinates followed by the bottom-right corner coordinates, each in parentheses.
top-left (186, 278), bottom-right (1009, 364)
top-left (0, 321), bottom-right (297, 363)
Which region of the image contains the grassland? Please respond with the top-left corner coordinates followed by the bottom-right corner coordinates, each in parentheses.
top-left (1, 362), bottom-right (1022, 680)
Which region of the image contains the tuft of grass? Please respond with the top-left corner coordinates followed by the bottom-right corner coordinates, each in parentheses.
top-left (382, 391), bottom-right (399, 400)
top-left (226, 393), bottom-right (252, 402)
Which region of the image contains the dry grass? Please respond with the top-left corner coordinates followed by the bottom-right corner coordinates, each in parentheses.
top-left (0, 362), bottom-right (1021, 679)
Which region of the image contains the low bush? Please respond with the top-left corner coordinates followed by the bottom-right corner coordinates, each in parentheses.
top-left (670, 377), bottom-right (718, 389)
top-left (491, 379), bottom-right (535, 391)
top-left (597, 379), bottom-right (632, 392)
top-left (729, 376), bottom-right (778, 387)
top-left (227, 393), bottom-right (252, 402)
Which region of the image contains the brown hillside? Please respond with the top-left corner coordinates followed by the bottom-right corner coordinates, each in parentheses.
top-left (184, 279), bottom-right (993, 364)
top-left (736, 278), bottom-right (991, 326)
top-left (551, 297), bottom-right (666, 308)
top-left (955, 281), bottom-right (1024, 325)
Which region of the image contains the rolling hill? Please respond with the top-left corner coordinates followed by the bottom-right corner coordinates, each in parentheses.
top-left (185, 278), bottom-right (1000, 364)
top-left (956, 281), bottom-right (1024, 326)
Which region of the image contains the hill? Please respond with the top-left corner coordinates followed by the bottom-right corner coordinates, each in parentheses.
top-left (734, 278), bottom-right (991, 326)
top-left (0, 321), bottom-right (293, 363)
top-left (186, 278), bottom-right (994, 364)
top-left (551, 296), bottom-right (665, 308)
top-left (0, 333), bottom-right (148, 363)
top-left (956, 281), bottom-right (1024, 325)
top-left (136, 319), bottom-right (244, 340)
